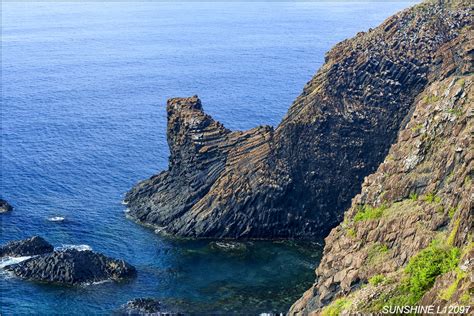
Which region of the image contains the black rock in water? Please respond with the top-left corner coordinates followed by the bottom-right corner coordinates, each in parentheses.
top-left (0, 199), bottom-right (13, 213)
top-left (122, 298), bottom-right (163, 315)
top-left (0, 236), bottom-right (54, 257)
top-left (2, 242), bottom-right (136, 285)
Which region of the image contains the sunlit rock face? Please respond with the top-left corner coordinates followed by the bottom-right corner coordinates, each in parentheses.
top-left (125, 0), bottom-right (471, 240)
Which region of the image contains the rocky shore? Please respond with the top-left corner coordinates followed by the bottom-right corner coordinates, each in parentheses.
top-left (125, 0), bottom-right (471, 240)
top-left (1, 237), bottom-right (136, 285)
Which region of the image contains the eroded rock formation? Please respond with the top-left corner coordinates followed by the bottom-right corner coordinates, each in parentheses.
top-left (125, 0), bottom-right (471, 239)
top-left (1, 237), bottom-right (136, 285)
top-left (289, 26), bottom-right (473, 315)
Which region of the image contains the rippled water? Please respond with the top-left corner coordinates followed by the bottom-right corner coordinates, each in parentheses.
top-left (1, 2), bottom-right (415, 314)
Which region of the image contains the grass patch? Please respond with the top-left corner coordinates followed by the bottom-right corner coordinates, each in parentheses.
top-left (347, 228), bottom-right (356, 238)
top-left (423, 94), bottom-right (440, 104)
top-left (321, 298), bottom-right (351, 316)
top-left (369, 274), bottom-right (387, 286)
top-left (404, 240), bottom-right (460, 303)
top-left (439, 269), bottom-right (466, 301)
top-left (354, 204), bottom-right (387, 222)
top-left (447, 108), bottom-right (463, 117)
top-left (423, 192), bottom-right (441, 204)
top-left (409, 193), bottom-right (418, 201)
top-left (411, 123), bottom-right (423, 132)
top-left (448, 207), bottom-right (457, 219)
top-left (446, 218), bottom-right (460, 246)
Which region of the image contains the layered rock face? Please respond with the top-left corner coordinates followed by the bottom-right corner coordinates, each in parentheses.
top-left (125, 1), bottom-right (471, 239)
top-left (289, 28), bottom-right (473, 314)
top-left (1, 237), bottom-right (136, 285)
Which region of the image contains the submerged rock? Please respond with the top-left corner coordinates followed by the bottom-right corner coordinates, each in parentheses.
top-left (1, 237), bottom-right (136, 285)
top-left (0, 236), bottom-right (54, 257)
top-left (121, 298), bottom-right (162, 315)
top-left (0, 199), bottom-right (13, 213)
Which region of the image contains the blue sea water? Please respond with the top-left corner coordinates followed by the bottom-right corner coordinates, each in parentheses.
top-left (1, 1), bottom-right (416, 314)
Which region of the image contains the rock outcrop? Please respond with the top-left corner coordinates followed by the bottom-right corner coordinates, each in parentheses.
top-left (1, 237), bottom-right (136, 285)
top-left (289, 23), bottom-right (473, 314)
top-left (121, 298), bottom-right (164, 315)
top-left (125, 0), bottom-right (471, 239)
top-left (0, 236), bottom-right (54, 257)
top-left (0, 199), bottom-right (13, 213)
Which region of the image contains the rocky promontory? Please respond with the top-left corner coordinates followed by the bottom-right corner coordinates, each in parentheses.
top-left (1, 237), bottom-right (136, 285)
top-left (125, 1), bottom-right (471, 239)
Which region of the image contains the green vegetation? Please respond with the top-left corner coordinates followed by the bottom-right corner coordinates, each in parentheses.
top-left (439, 269), bottom-right (466, 301)
top-left (354, 204), bottom-right (387, 222)
top-left (464, 175), bottom-right (472, 188)
top-left (409, 192), bottom-right (418, 201)
top-left (369, 274), bottom-right (387, 286)
top-left (423, 94), bottom-right (440, 104)
top-left (321, 298), bottom-right (351, 316)
top-left (423, 192), bottom-right (441, 204)
top-left (347, 228), bottom-right (356, 238)
top-left (404, 240), bottom-right (460, 303)
top-left (460, 292), bottom-right (471, 305)
top-left (411, 123), bottom-right (423, 132)
top-left (448, 207), bottom-right (457, 219)
top-left (446, 219), bottom-right (460, 246)
top-left (447, 108), bottom-right (463, 117)
top-left (367, 236), bottom-right (465, 311)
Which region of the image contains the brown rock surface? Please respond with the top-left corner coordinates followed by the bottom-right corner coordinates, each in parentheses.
top-left (289, 26), bottom-right (473, 314)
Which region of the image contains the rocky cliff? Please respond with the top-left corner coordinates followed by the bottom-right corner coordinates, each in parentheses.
top-left (289, 18), bottom-right (473, 316)
top-left (125, 0), bottom-right (471, 239)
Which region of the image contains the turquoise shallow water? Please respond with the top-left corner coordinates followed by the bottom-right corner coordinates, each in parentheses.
top-left (1, 2), bottom-right (416, 314)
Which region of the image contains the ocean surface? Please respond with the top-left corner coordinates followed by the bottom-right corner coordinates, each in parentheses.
top-left (1, 2), bottom-right (416, 314)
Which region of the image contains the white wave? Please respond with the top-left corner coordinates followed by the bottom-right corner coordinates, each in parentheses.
top-left (121, 200), bottom-right (128, 205)
top-left (55, 244), bottom-right (92, 252)
top-left (80, 279), bottom-right (112, 287)
top-left (0, 256), bottom-right (33, 269)
top-left (48, 216), bottom-right (65, 222)
top-left (124, 208), bottom-right (130, 213)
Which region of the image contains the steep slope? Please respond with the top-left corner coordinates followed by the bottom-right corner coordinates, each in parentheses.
top-left (289, 28), bottom-right (472, 314)
top-left (125, 1), bottom-right (471, 238)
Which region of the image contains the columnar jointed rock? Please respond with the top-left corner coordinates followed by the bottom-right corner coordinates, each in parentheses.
top-left (0, 199), bottom-right (13, 213)
top-left (0, 236), bottom-right (54, 257)
top-left (126, 1), bottom-right (471, 239)
top-left (5, 249), bottom-right (136, 285)
top-left (289, 28), bottom-right (473, 314)
top-left (1, 237), bottom-right (136, 285)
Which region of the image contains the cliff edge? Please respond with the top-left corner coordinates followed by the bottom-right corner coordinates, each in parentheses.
top-left (290, 20), bottom-right (473, 315)
top-left (125, 1), bottom-right (471, 239)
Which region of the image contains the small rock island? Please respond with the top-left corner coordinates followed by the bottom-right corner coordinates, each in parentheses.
top-left (1, 236), bottom-right (136, 285)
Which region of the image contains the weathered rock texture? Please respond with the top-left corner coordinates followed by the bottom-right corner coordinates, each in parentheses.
top-left (1, 237), bottom-right (136, 285)
top-left (289, 20), bottom-right (473, 315)
top-left (125, 0), bottom-right (471, 239)
top-left (0, 236), bottom-right (54, 257)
